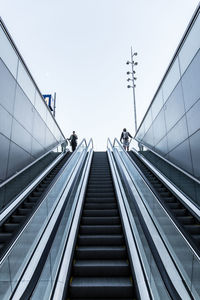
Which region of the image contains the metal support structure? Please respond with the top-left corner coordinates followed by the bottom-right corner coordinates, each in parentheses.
top-left (127, 47), bottom-right (138, 135)
top-left (53, 92), bottom-right (56, 117)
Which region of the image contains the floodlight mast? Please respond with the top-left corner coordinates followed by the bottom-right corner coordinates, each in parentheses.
top-left (126, 46), bottom-right (138, 134)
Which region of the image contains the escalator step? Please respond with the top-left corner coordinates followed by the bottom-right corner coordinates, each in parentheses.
top-left (17, 208), bottom-right (31, 215)
top-left (0, 233), bottom-right (13, 242)
top-left (81, 217), bottom-right (120, 225)
top-left (83, 210), bottom-right (118, 217)
top-left (87, 188), bottom-right (114, 193)
top-left (86, 193), bottom-right (115, 198)
top-left (84, 203), bottom-right (117, 210)
top-left (166, 202), bottom-right (181, 209)
top-left (11, 215), bottom-right (26, 222)
top-left (85, 198), bottom-right (115, 203)
top-left (69, 277), bottom-right (134, 298)
top-left (75, 246), bottom-right (127, 260)
top-left (78, 234), bottom-right (124, 246)
top-left (80, 225), bottom-right (122, 235)
top-left (3, 223), bottom-right (19, 232)
top-left (23, 202), bottom-right (35, 208)
top-left (28, 196), bottom-right (38, 202)
top-left (164, 197), bottom-right (176, 203)
top-left (32, 191), bottom-right (42, 197)
top-left (159, 191), bottom-right (171, 197)
top-left (184, 224), bottom-right (200, 234)
top-left (192, 235), bottom-right (200, 244)
top-left (73, 260), bottom-right (130, 276)
top-left (176, 216), bottom-right (195, 225)
top-left (171, 209), bottom-right (187, 216)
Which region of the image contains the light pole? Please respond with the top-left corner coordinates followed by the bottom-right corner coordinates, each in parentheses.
top-left (126, 47), bottom-right (138, 135)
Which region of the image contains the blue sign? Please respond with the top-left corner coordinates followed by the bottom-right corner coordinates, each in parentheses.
top-left (43, 94), bottom-right (54, 111)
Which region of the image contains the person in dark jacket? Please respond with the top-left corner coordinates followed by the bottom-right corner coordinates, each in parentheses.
top-left (68, 131), bottom-right (78, 152)
top-left (120, 128), bottom-right (132, 151)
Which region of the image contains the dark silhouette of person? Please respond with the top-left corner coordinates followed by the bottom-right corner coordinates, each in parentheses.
top-left (120, 128), bottom-right (132, 151)
top-left (68, 131), bottom-right (78, 152)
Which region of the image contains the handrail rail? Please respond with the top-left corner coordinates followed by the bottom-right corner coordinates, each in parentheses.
top-left (110, 137), bottom-right (200, 296)
top-left (110, 137), bottom-right (200, 186)
top-left (0, 138), bottom-right (93, 189)
top-left (108, 143), bottom-right (192, 299)
top-left (134, 141), bottom-right (200, 185)
top-left (10, 139), bottom-right (93, 299)
top-left (0, 139), bottom-right (68, 188)
top-left (111, 137), bottom-right (200, 219)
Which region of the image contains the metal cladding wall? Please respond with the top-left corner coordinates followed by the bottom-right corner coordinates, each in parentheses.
top-left (0, 19), bottom-right (65, 183)
top-left (135, 5), bottom-right (200, 181)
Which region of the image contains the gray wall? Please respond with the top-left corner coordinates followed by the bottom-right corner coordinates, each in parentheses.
top-left (0, 20), bottom-right (65, 183)
top-left (135, 6), bottom-right (200, 180)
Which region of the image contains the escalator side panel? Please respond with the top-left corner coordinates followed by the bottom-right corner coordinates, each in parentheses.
top-left (0, 152), bottom-right (71, 259)
top-left (128, 151), bottom-right (200, 257)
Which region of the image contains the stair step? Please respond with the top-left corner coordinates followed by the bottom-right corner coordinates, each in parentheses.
top-left (11, 215), bottom-right (26, 223)
top-left (73, 260), bottom-right (129, 276)
top-left (69, 277), bottom-right (134, 298)
top-left (166, 202), bottom-right (181, 209)
top-left (83, 210), bottom-right (118, 217)
top-left (184, 224), bottom-right (200, 234)
top-left (75, 246), bottom-right (127, 260)
top-left (163, 197), bottom-right (176, 203)
top-left (84, 203), bottom-right (117, 210)
top-left (87, 188), bottom-right (113, 193)
top-left (3, 223), bottom-right (19, 232)
top-left (81, 217), bottom-right (121, 225)
top-left (171, 209), bottom-right (187, 216)
top-left (86, 193), bottom-right (115, 198)
top-left (85, 198), bottom-right (115, 203)
top-left (0, 232), bottom-right (12, 242)
top-left (80, 225), bottom-right (122, 235)
top-left (78, 235), bottom-right (124, 246)
top-left (177, 216), bottom-right (195, 225)
top-left (17, 208), bottom-right (31, 215)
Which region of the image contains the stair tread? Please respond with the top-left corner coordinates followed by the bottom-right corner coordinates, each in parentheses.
top-left (71, 277), bottom-right (133, 287)
top-left (74, 260), bottom-right (128, 266)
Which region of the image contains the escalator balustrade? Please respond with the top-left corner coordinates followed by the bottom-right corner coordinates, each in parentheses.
top-left (68, 152), bottom-right (136, 300)
top-left (128, 151), bottom-right (200, 254)
top-left (0, 152), bottom-right (71, 258)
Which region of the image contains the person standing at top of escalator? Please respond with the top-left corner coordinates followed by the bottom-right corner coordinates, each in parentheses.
top-left (120, 128), bottom-right (132, 151)
top-left (68, 131), bottom-right (78, 152)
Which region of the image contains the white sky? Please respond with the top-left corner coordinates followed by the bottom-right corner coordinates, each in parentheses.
top-left (1, 0), bottom-right (199, 150)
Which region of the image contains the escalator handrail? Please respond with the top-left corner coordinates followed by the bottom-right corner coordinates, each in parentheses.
top-left (0, 138), bottom-right (92, 224)
top-left (111, 138), bottom-right (200, 259)
top-left (51, 147), bottom-right (94, 300)
top-left (0, 151), bottom-right (66, 224)
top-left (0, 139), bottom-right (69, 188)
top-left (6, 139), bottom-right (93, 300)
top-left (110, 137), bottom-right (200, 219)
top-left (135, 141), bottom-right (200, 185)
top-left (107, 148), bottom-right (152, 300)
top-left (131, 147), bottom-right (200, 220)
top-left (108, 143), bottom-right (193, 300)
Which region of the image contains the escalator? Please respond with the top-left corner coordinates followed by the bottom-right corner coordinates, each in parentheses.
top-left (0, 151), bottom-right (71, 259)
top-left (68, 152), bottom-right (136, 299)
top-left (0, 151), bottom-right (61, 211)
top-left (128, 150), bottom-right (200, 255)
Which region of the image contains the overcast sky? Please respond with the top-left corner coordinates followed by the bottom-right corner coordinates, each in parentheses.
top-left (1, 0), bottom-right (199, 150)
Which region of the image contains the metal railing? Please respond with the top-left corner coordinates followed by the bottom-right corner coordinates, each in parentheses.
top-left (0, 139), bottom-right (68, 188)
top-left (0, 139), bottom-right (92, 300)
top-left (111, 138), bottom-right (200, 299)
